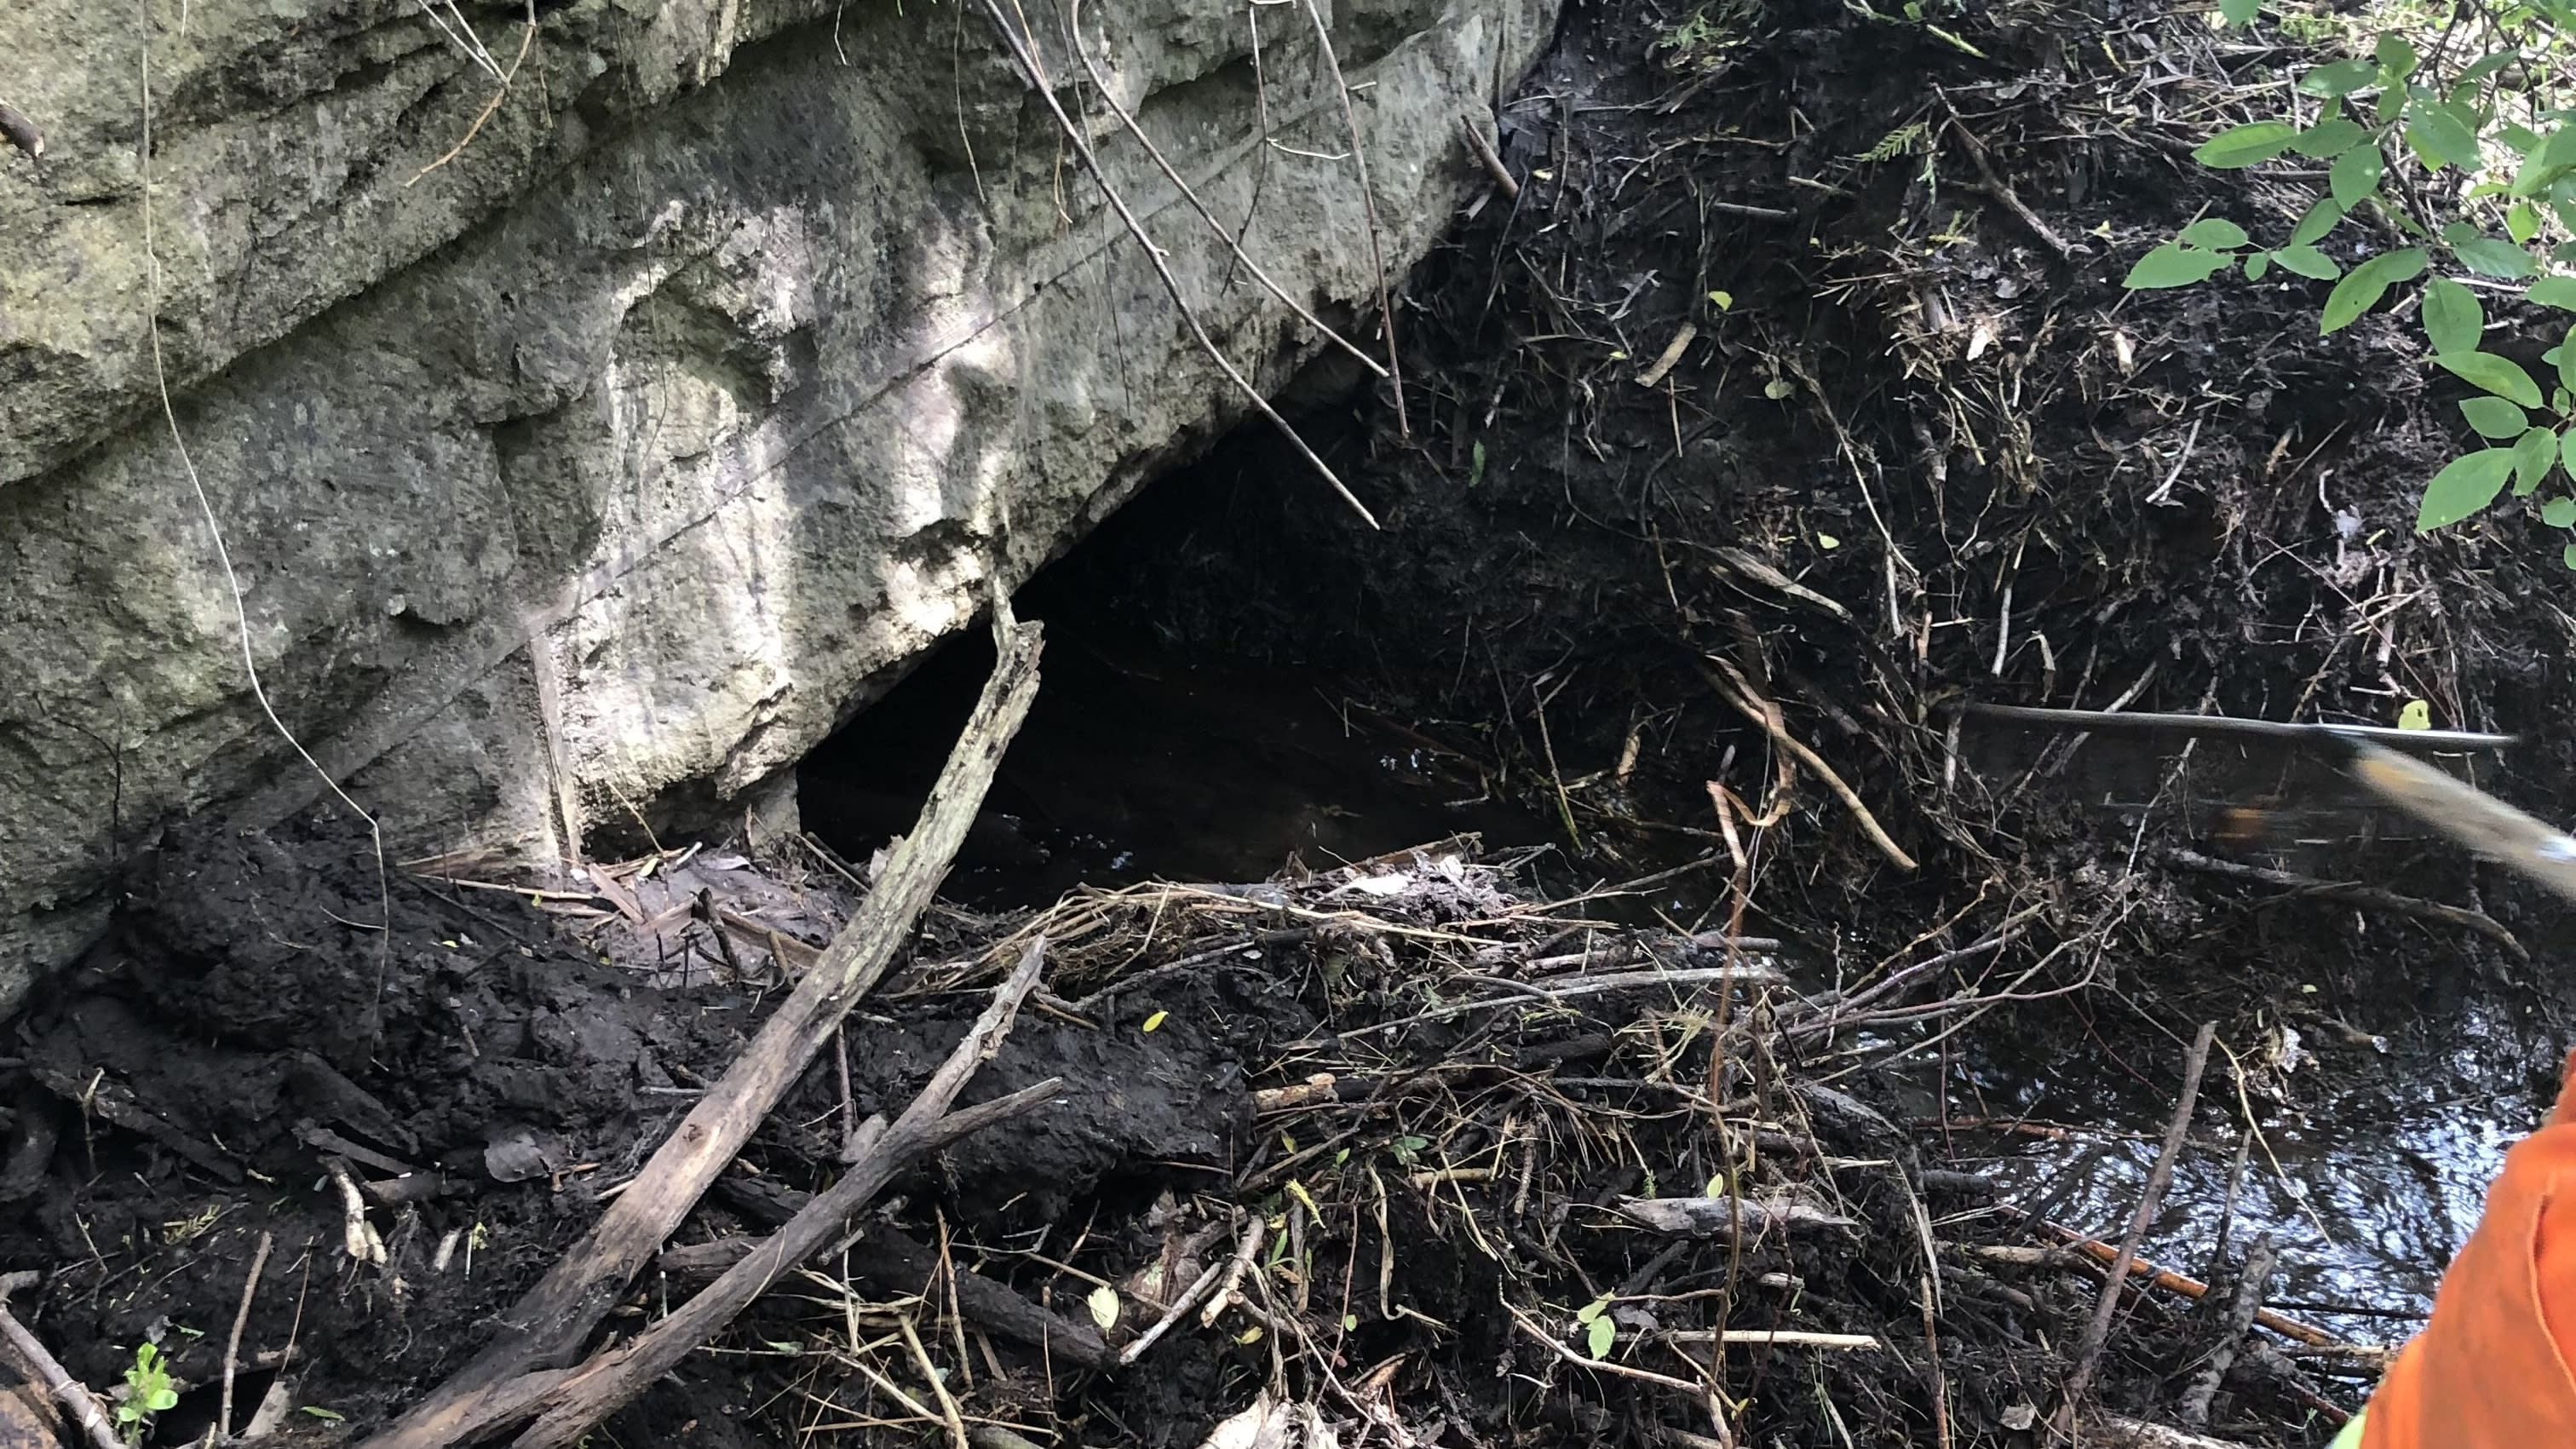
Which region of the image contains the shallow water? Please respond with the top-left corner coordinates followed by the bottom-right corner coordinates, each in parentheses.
top-left (804, 613), bottom-right (2563, 1355)
top-left (1953, 985), bottom-right (2572, 1348)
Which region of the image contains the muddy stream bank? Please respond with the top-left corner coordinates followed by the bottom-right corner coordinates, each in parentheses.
top-left (7, 0), bottom-right (2576, 1445)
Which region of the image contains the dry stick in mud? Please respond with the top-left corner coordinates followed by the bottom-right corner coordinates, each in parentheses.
top-left (508, 943), bottom-right (1063, 1449)
top-left (2056, 1021), bottom-right (2217, 1437)
top-left (362, 616), bottom-right (1045, 1449)
top-left (0, 1274), bottom-right (121, 1449)
top-left (969, 0), bottom-right (1383, 530)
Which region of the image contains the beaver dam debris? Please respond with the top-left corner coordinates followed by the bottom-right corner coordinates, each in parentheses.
top-left (0, 633), bottom-right (2383, 1449)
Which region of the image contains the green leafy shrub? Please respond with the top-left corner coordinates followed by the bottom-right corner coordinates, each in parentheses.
top-left (2125, 3), bottom-right (2576, 564)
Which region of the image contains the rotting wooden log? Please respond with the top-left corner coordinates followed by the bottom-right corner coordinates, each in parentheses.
top-left (509, 940), bottom-right (1060, 1449)
top-left (361, 614), bottom-right (1044, 1449)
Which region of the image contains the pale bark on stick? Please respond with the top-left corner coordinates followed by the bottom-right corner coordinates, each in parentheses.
top-left (509, 941), bottom-right (1060, 1449)
top-left (362, 618), bottom-right (1044, 1449)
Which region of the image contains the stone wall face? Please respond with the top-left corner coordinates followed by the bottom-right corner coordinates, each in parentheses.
top-left (0, 0), bottom-right (1555, 1003)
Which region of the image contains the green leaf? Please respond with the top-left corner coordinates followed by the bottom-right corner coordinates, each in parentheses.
top-left (2544, 128), bottom-right (2576, 170)
top-left (2294, 118), bottom-right (2370, 158)
top-left (2377, 32), bottom-right (2418, 78)
top-left (2320, 248), bottom-right (2429, 331)
top-left (2331, 147), bottom-right (2385, 207)
top-left (2243, 250), bottom-right (2271, 281)
top-left (2179, 217), bottom-right (2251, 249)
top-left (2437, 351), bottom-right (2544, 406)
top-left (2545, 496), bottom-right (2576, 526)
top-left (2564, 542), bottom-right (2576, 569)
top-left (2301, 59), bottom-right (2384, 98)
top-left (2454, 237), bottom-right (2539, 279)
top-left (2408, 107), bottom-right (2483, 170)
top-left (1087, 1285), bottom-right (1121, 1330)
top-left (2124, 243), bottom-right (2230, 290)
top-left (2529, 276), bottom-right (2576, 309)
top-left (2511, 200), bottom-right (2542, 244)
top-left (2559, 325), bottom-right (2576, 390)
top-left (2418, 448), bottom-right (2518, 529)
top-left (2513, 423), bottom-right (2559, 493)
top-left (2463, 50), bottom-right (2523, 87)
top-left (2217, 0), bottom-right (2258, 22)
top-left (2195, 121), bottom-right (2302, 168)
top-left (2462, 396), bottom-right (2530, 438)
top-left (2271, 244), bottom-right (2342, 279)
top-left (2292, 194), bottom-right (2352, 246)
top-left (2398, 699), bottom-right (2433, 731)
top-left (1587, 1314), bottom-right (1617, 1358)
top-left (2559, 428), bottom-right (2576, 475)
top-left (2422, 276), bottom-right (2484, 354)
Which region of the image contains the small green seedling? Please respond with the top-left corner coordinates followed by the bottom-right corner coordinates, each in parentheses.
top-left (114, 1343), bottom-right (179, 1445)
top-left (1574, 1297), bottom-right (1618, 1358)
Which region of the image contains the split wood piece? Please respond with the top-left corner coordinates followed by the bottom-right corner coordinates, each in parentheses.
top-left (1458, 113), bottom-right (1520, 199)
top-left (1616, 1195), bottom-right (1860, 1239)
top-left (507, 940), bottom-right (1061, 1449)
top-left (360, 618), bottom-right (1044, 1449)
top-left (2170, 848), bottom-right (2528, 962)
top-left (655, 1223), bottom-right (1111, 1370)
top-left (2177, 1232), bottom-right (2276, 1428)
top-left (0, 1274), bottom-right (120, 1449)
top-left (2057, 1022), bottom-right (2216, 1436)
top-left (1700, 657), bottom-right (1916, 871)
top-left (1661, 1328), bottom-right (1882, 1351)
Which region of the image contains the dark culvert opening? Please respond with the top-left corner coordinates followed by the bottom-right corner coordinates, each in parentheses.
top-left (796, 388), bottom-right (1555, 907)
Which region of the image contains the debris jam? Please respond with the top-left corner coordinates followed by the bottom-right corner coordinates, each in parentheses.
top-left (6, 0), bottom-right (2576, 1446)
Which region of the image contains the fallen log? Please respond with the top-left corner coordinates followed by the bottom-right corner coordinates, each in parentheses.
top-left (362, 612), bottom-right (1044, 1449)
top-left (512, 941), bottom-right (1061, 1448)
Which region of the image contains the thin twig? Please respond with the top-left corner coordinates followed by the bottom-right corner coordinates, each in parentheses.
top-left (1297, 0), bottom-right (1408, 438)
top-left (970, 0), bottom-right (1382, 528)
top-left (219, 1231), bottom-right (275, 1442)
top-left (2168, 848), bottom-right (2527, 963)
top-left (1504, 1302), bottom-right (1705, 1394)
top-left (2057, 1022), bottom-right (2216, 1434)
top-left (1064, 0), bottom-right (1389, 380)
top-left (411, 0), bottom-right (538, 185)
top-left (1702, 658), bottom-right (1917, 871)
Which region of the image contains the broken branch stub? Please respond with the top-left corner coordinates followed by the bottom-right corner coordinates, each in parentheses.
top-left (362, 618), bottom-right (1045, 1449)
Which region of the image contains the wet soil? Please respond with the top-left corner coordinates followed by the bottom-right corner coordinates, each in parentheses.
top-left (12, 0), bottom-right (2576, 1445)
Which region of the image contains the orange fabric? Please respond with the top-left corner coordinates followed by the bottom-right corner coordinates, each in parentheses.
top-left (2361, 1048), bottom-right (2576, 1448)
